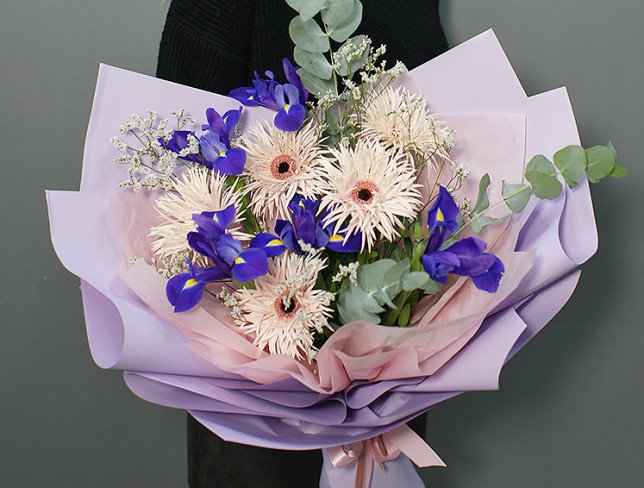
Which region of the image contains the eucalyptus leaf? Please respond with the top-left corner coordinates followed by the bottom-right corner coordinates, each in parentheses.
top-left (525, 155), bottom-right (562, 200)
top-left (421, 278), bottom-right (443, 293)
top-left (289, 16), bottom-right (330, 53)
top-left (294, 47), bottom-right (333, 80)
top-left (321, 0), bottom-right (355, 26)
top-left (327, 0), bottom-right (362, 42)
top-left (402, 271), bottom-right (431, 291)
top-left (285, 0), bottom-right (327, 20)
top-left (337, 284), bottom-right (384, 324)
top-left (585, 145), bottom-right (616, 183)
top-left (297, 68), bottom-right (337, 96)
top-left (470, 214), bottom-right (510, 233)
top-left (610, 164), bottom-right (628, 178)
top-left (553, 145), bottom-right (587, 188)
top-left (502, 182), bottom-right (531, 212)
top-left (472, 173), bottom-right (491, 215)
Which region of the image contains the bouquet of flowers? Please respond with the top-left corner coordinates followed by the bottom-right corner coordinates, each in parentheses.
top-left (47, 1), bottom-right (625, 486)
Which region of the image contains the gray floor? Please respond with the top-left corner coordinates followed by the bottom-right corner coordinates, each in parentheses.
top-left (1, 1), bottom-right (642, 486)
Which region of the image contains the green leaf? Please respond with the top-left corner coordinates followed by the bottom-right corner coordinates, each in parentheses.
top-left (334, 34), bottom-right (370, 77)
top-left (401, 271), bottom-right (431, 291)
top-left (610, 164), bottom-right (628, 178)
top-left (285, 0), bottom-right (327, 20)
top-left (502, 182), bottom-right (532, 212)
top-left (585, 145), bottom-right (616, 183)
top-left (397, 303), bottom-right (411, 327)
top-left (321, 0), bottom-right (355, 26)
top-left (296, 68), bottom-right (337, 96)
top-left (357, 259), bottom-right (399, 308)
top-left (472, 173), bottom-right (491, 216)
top-left (289, 16), bottom-right (330, 53)
top-left (470, 214), bottom-right (510, 234)
top-left (327, 0), bottom-right (362, 42)
top-left (294, 47), bottom-right (333, 80)
top-left (525, 155), bottom-right (562, 200)
top-left (337, 284), bottom-right (384, 324)
top-left (421, 278), bottom-right (443, 293)
top-left (553, 145), bottom-right (587, 188)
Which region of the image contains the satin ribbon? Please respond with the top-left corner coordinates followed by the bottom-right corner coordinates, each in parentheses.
top-left (326, 424), bottom-right (445, 488)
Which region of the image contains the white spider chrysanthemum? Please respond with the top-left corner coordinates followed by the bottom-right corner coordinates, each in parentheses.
top-left (240, 121), bottom-right (327, 220)
top-left (319, 140), bottom-right (423, 251)
top-left (361, 86), bottom-right (454, 166)
top-left (149, 166), bottom-right (245, 262)
top-left (235, 253), bottom-right (333, 361)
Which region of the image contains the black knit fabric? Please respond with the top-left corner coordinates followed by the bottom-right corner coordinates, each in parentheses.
top-left (157, 0), bottom-right (448, 95)
top-left (156, 2), bottom-right (447, 487)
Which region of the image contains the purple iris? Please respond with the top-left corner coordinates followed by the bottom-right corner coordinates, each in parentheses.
top-left (199, 107), bottom-right (245, 175)
top-left (166, 204), bottom-right (285, 313)
top-left (163, 107), bottom-right (246, 175)
top-left (229, 59), bottom-right (308, 132)
top-left (163, 131), bottom-right (201, 163)
top-left (166, 261), bottom-right (228, 313)
top-left (275, 196), bottom-right (361, 254)
top-left (187, 205), bottom-right (285, 283)
top-left (421, 187), bottom-right (504, 293)
top-left (428, 186), bottom-right (461, 235)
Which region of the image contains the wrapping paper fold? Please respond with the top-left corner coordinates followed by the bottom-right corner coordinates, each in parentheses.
top-left (47, 29), bottom-right (596, 486)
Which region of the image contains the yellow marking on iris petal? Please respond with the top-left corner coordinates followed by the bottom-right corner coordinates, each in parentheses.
top-left (284, 103), bottom-right (291, 113)
top-left (235, 257), bottom-right (245, 264)
top-left (267, 239), bottom-right (283, 247)
top-left (219, 151), bottom-right (226, 157)
top-left (299, 200), bottom-right (306, 208)
top-left (329, 235), bottom-right (344, 242)
top-left (437, 208), bottom-right (444, 222)
top-left (183, 279), bottom-right (198, 289)
top-left (212, 213), bottom-right (219, 222)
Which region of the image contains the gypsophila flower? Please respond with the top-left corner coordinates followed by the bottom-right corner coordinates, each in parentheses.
top-left (332, 262), bottom-right (360, 284)
top-left (113, 109), bottom-right (197, 191)
top-left (234, 253), bottom-right (333, 360)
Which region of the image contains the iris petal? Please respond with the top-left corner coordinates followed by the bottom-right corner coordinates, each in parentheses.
top-left (232, 248), bottom-right (269, 282)
top-left (274, 103), bottom-right (306, 132)
top-left (250, 233), bottom-right (286, 257)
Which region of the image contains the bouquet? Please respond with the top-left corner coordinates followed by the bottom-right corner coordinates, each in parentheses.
top-left (47, 1), bottom-right (625, 486)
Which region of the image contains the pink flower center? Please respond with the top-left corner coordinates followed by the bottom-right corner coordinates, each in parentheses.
top-left (351, 180), bottom-right (379, 205)
top-left (270, 154), bottom-right (297, 180)
top-left (274, 293), bottom-right (300, 319)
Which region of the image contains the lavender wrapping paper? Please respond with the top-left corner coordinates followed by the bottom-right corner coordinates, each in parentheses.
top-left (47, 30), bottom-right (596, 486)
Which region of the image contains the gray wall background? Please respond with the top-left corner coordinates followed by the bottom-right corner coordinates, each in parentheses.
top-left (1, 1), bottom-right (642, 486)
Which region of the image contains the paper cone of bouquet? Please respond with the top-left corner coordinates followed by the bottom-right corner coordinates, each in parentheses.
top-left (47, 29), bottom-right (604, 488)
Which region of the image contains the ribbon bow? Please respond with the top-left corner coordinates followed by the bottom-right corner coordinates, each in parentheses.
top-left (326, 424), bottom-right (445, 488)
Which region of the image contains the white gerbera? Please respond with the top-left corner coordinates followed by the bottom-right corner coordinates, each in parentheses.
top-left (235, 253), bottom-right (333, 361)
top-left (361, 86), bottom-right (454, 166)
top-left (319, 140), bottom-right (422, 251)
top-left (149, 166), bottom-right (245, 262)
top-left (240, 121), bottom-right (327, 220)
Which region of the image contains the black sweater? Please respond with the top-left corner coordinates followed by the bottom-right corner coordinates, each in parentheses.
top-left (157, 0), bottom-right (448, 95)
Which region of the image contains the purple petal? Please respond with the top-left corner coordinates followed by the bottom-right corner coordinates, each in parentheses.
top-left (274, 104), bottom-right (306, 132)
top-left (471, 256), bottom-right (504, 292)
top-left (229, 87), bottom-right (259, 106)
top-left (216, 234), bottom-right (244, 267)
top-left (232, 248), bottom-right (269, 282)
top-left (212, 148), bottom-right (246, 176)
top-left (250, 233), bottom-right (286, 257)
